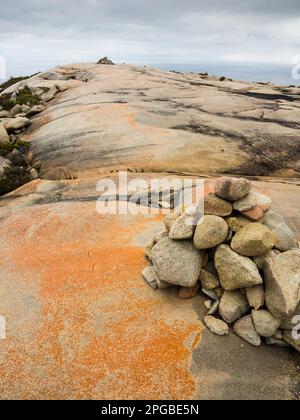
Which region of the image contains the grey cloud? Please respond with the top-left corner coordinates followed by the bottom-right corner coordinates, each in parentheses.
top-left (0, 0), bottom-right (300, 76)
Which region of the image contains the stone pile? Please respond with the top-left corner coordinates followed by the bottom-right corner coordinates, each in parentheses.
top-left (0, 86), bottom-right (50, 194)
top-left (143, 177), bottom-right (300, 352)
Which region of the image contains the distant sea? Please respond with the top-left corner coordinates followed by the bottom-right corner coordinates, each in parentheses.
top-left (148, 62), bottom-right (298, 86)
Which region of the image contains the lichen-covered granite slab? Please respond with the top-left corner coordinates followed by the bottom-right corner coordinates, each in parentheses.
top-left (0, 176), bottom-right (299, 400)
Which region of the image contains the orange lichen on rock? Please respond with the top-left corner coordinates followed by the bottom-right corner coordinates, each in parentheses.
top-left (0, 201), bottom-right (202, 399)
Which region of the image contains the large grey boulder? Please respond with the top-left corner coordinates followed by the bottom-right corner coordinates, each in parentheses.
top-left (0, 122), bottom-right (10, 144)
top-left (219, 290), bottom-right (250, 324)
top-left (233, 315), bottom-right (262, 347)
top-left (215, 245), bottom-right (263, 291)
top-left (252, 309), bottom-right (281, 338)
top-left (215, 177), bottom-right (251, 201)
top-left (264, 250), bottom-right (300, 319)
top-left (263, 211), bottom-right (298, 252)
top-left (231, 223), bottom-right (277, 257)
top-left (150, 237), bottom-right (202, 287)
top-left (194, 216), bottom-right (228, 249)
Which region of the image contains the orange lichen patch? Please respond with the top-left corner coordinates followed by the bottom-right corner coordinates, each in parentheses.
top-left (0, 201), bottom-right (201, 399)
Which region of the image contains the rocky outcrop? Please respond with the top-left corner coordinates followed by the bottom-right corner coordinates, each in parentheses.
top-left (143, 177), bottom-right (300, 351)
top-left (2, 63), bottom-right (300, 180)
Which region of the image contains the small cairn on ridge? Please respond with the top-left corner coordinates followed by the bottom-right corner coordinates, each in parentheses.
top-left (143, 177), bottom-right (300, 352)
top-left (97, 57), bottom-right (114, 65)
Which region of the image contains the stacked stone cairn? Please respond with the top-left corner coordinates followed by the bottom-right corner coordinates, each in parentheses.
top-left (143, 177), bottom-right (300, 352)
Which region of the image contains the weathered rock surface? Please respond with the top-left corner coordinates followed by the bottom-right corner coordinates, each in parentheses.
top-left (164, 213), bottom-right (180, 231)
top-left (263, 211), bottom-right (298, 252)
top-left (1, 64), bottom-right (299, 179)
top-left (142, 266), bottom-right (169, 290)
top-left (231, 223), bottom-right (277, 257)
top-left (4, 117), bottom-right (31, 132)
top-left (169, 212), bottom-right (195, 240)
top-left (199, 269), bottom-right (220, 290)
top-left (246, 286), bottom-right (265, 310)
top-left (215, 177), bottom-right (252, 201)
top-left (233, 191), bottom-right (272, 212)
top-left (150, 237), bottom-right (202, 287)
top-left (204, 316), bottom-right (230, 336)
top-left (0, 122), bottom-right (10, 144)
top-left (283, 330), bottom-right (300, 353)
top-left (219, 291), bottom-right (250, 324)
top-left (215, 245), bottom-right (263, 290)
top-left (253, 251), bottom-right (276, 270)
top-left (280, 302), bottom-right (300, 330)
top-left (204, 194), bottom-right (232, 217)
top-left (0, 156), bottom-right (11, 177)
top-left (252, 310), bottom-right (281, 338)
top-left (194, 216), bottom-right (228, 249)
top-left (0, 175), bottom-right (299, 399)
top-left (178, 283), bottom-right (200, 299)
top-left (233, 315), bottom-right (262, 346)
top-left (226, 215), bottom-right (253, 232)
top-left (264, 250), bottom-right (300, 319)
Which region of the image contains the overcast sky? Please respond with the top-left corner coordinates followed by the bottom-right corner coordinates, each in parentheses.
top-left (1, 0), bottom-right (300, 77)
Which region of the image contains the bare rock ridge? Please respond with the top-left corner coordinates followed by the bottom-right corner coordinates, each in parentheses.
top-left (1, 61), bottom-right (300, 183)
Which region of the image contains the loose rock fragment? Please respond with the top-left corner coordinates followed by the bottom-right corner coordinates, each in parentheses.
top-left (233, 315), bottom-right (262, 346)
top-left (215, 245), bottom-right (263, 291)
top-left (204, 316), bottom-right (230, 336)
top-left (150, 237), bottom-right (202, 287)
top-left (231, 223), bottom-right (277, 257)
top-left (204, 193), bottom-right (232, 217)
top-left (199, 269), bottom-right (220, 290)
top-left (246, 285), bottom-right (265, 310)
top-left (169, 212), bottom-right (195, 240)
top-left (264, 250), bottom-right (300, 319)
top-left (263, 211), bottom-right (298, 252)
top-left (233, 191), bottom-right (272, 213)
top-left (283, 330), bottom-right (300, 352)
top-left (163, 213), bottom-right (180, 232)
top-left (178, 283), bottom-right (200, 299)
top-left (252, 309), bottom-right (281, 338)
top-left (215, 177), bottom-right (251, 201)
top-left (194, 216), bottom-right (228, 249)
top-left (142, 266), bottom-right (169, 290)
top-left (219, 291), bottom-right (250, 324)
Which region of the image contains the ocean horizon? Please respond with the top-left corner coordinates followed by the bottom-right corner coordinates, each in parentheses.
top-left (146, 62), bottom-right (298, 86)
